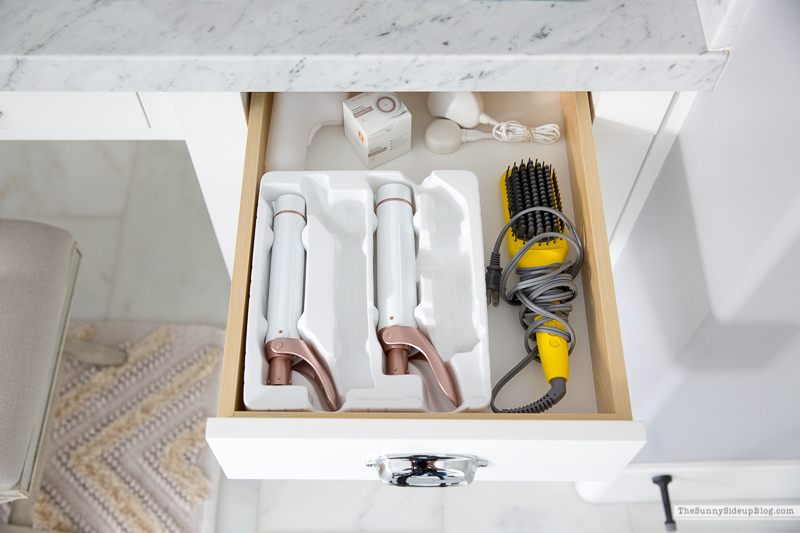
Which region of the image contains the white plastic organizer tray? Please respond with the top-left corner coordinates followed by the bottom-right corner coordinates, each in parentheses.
top-left (304, 92), bottom-right (598, 415)
top-left (243, 170), bottom-right (491, 413)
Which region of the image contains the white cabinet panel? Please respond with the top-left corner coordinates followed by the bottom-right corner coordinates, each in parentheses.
top-left (0, 92), bottom-right (149, 134)
top-left (168, 93), bottom-right (248, 277)
top-left (577, 460), bottom-right (800, 503)
top-left (594, 134), bottom-right (653, 240)
top-left (592, 92), bottom-right (676, 241)
top-left (593, 92), bottom-right (673, 137)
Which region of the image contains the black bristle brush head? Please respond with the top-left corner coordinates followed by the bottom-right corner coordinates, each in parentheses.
top-left (504, 160), bottom-right (562, 241)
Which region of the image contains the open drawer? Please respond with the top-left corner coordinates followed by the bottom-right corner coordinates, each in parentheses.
top-left (206, 92), bottom-right (645, 482)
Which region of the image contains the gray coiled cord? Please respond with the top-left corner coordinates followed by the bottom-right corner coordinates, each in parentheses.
top-left (486, 206), bottom-right (584, 413)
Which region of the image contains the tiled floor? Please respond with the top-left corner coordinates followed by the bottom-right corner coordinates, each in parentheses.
top-left (0, 140), bottom-right (230, 326)
top-left (253, 480), bottom-right (800, 533)
top-left (255, 481), bottom-right (617, 533)
top-left (1, 138), bottom-right (236, 531)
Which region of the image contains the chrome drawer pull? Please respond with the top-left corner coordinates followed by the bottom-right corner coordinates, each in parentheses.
top-left (366, 454), bottom-right (487, 487)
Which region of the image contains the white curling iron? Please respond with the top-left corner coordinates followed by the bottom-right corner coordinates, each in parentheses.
top-left (375, 183), bottom-right (458, 406)
top-left (264, 194), bottom-right (339, 411)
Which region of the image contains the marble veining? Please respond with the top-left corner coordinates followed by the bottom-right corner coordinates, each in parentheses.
top-left (0, 0), bottom-right (726, 91)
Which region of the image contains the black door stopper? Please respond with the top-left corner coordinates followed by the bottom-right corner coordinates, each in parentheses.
top-left (652, 475), bottom-right (677, 531)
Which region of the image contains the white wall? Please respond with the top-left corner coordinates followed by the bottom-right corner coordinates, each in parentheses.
top-left (615, 0), bottom-right (800, 462)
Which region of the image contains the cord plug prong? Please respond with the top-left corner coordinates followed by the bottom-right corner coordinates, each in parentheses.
top-left (486, 286), bottom-right (500, 307)
top-left (485, 252), bottom-right (502, 307)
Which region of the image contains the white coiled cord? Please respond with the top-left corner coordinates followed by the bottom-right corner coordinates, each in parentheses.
top-left (424, 115), bottom-right (562, 154)
top-left (483, 116), bottom-right (561, 145)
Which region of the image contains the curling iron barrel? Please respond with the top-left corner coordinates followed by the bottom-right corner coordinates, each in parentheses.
top-left (376, 183), bottom-right (417, 375)
top-left (263, 193), bottom-right (339, 411)
top-left (375, 183), bottom-right (459, 406)
top-left (265, 194), bottom-right (307, 385)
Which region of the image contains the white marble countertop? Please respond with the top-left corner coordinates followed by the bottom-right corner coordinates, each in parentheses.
top-left (0, 0), bottom-right (727, 91)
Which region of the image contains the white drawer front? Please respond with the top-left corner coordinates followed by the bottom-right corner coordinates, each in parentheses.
top-left (207, 418), bottom-right (645, 482)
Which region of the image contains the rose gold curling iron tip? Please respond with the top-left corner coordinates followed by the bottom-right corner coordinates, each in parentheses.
top-left (378, 325), bottom-right (459, 407)
top-left (266, 337), bottom-right (339, 411)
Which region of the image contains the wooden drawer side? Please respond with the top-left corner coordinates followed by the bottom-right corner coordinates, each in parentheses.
top-left (218, 93), bottom-right (273, 417)
top-left (561, 92), bottom-right (632, 420)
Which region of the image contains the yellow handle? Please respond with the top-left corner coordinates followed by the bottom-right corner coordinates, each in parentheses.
top-left (536, 319), bottom-right (569, 383)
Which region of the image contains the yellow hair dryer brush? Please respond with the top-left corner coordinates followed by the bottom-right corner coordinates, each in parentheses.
top-left (485, 159), bottom-right (584, 413)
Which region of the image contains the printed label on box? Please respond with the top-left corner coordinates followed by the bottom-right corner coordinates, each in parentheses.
top-left (343, 92), bottom-right (412, 169)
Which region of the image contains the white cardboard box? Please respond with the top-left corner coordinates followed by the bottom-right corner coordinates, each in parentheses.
top-left (343, 92), bottom-right (412, 169)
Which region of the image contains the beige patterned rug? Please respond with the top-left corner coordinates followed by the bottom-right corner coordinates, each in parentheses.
top-left (0, 322), bottom-right (224, 533)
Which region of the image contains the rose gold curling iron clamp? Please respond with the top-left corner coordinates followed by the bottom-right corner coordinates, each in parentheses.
top-left (375, 183), bottom-right (459, 407)
top-left (263, 194), bottom-right (339, 411)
